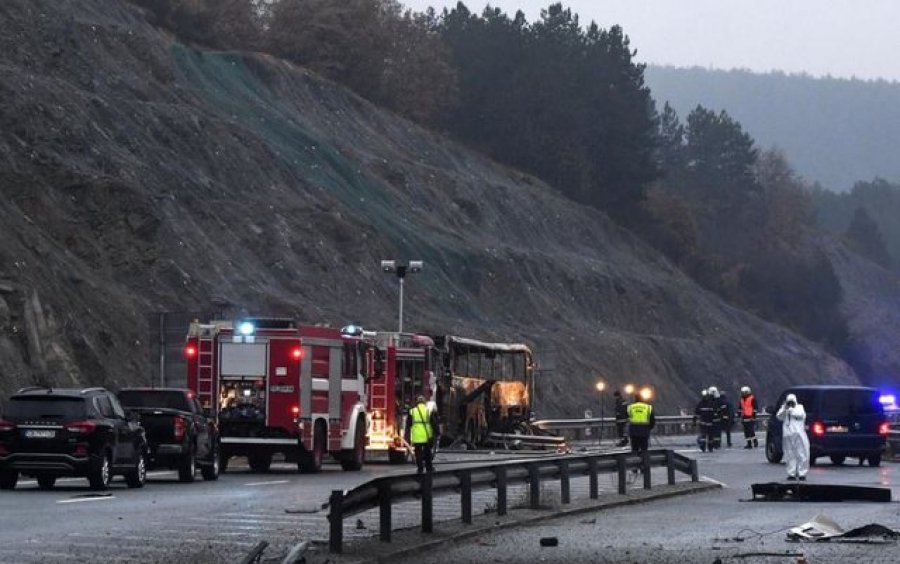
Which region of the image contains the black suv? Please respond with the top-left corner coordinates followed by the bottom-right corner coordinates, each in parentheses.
top-left (0, 387), bottom-right (148, 490)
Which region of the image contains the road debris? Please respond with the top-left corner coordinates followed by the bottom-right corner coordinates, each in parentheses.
top-left (786, 513), bottom-right (900, 543)
top-left (539, 537), bottom-right (559, 547)
top-left (750, 482), bottom-right (892, 502)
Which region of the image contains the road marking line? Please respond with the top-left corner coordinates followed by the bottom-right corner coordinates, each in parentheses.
top-left (57, 495), bottom-right (115, 504)
top-left (21, 470), bottom-right (173, 487)
top-left (244, 479), bottom-right (290, 486)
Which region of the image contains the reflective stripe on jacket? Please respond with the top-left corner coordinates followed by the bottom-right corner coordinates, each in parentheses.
top-left (409, 403), bottom-right (433, 444)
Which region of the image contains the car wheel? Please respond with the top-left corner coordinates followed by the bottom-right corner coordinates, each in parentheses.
top-left (0, 470), bottom-right (18, 490)
top-left (88, 453), bottom-right (111, 490)
top-left (340, 419), bottom-right (366, 471)
top-left (868, 453), bottom-right (882, 467)
top-left (764, 435), bottom-right (782, 463)
top-left (178, 446), bottom-right (196, 483)
top-left (126, 450), bottom-right (147, 488)
top-left (830, 455), bottom-right (846, 466)
top-left (201, 445), bottom-right (220, 481)
top-left (37, 475), bottom-right (57, 490)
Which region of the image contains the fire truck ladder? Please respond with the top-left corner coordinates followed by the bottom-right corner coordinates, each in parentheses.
top-left (196, 333), bottom-right (215, 409)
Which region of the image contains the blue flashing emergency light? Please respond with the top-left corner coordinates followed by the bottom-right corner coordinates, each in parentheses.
top-left (238, 321), bottom-right (256, 336)
top-left (879, 393), bottom-right (895, 406)
top-left (341, 324), bottom-right (363, 336)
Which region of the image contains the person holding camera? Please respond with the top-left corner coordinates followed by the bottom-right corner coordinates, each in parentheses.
top-left (776, 393), bottom-right (810, 481)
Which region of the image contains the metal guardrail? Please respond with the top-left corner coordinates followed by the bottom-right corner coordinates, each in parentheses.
top-left (533, 414), bottom-right (771, 440)
top-left (327, 448), bottom-right (698, 553)
top-left (888, 428), bottom-right (900, 460)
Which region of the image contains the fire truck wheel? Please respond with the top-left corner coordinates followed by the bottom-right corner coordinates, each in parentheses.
top-left (249, 453), bottom-right (272, 473)
top-left (178, 446), bottom-right (197, 482)
top-left (0, 471), bottom-right (17, 490)
top-left (299, 423), bottom-right (326, 474)
top-left (340, 419), bottom-right (366, 471)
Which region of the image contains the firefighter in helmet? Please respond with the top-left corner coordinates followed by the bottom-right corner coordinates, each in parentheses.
top-left (739, 386), bottom-right (759, 448)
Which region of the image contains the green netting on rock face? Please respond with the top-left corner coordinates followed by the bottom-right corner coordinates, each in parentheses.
top-left (170, 46), bottom-right (411, 247)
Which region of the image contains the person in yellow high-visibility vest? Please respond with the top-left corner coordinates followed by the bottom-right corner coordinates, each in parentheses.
top-left (404, 395), bottom-right (439, 474)
top-left (626, 394), bottom-right (656, 455)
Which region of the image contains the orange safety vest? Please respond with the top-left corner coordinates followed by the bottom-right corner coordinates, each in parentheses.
top-left (740, 395), bottom-right (755, 418)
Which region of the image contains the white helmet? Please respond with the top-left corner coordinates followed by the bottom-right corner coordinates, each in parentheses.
top-left (708, 386), bottom-right (719, 398)
top-left (741, 386), bottom-right (751, 395)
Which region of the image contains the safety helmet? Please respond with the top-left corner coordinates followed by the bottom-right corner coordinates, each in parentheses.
top-left (708, 386), bottom-right (719, 398)
top-left (740, 386), bottom-right (751, 395)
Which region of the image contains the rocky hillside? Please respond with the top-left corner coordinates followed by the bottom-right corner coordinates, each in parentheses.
top-left (0, 0), bottom-right (858, 416)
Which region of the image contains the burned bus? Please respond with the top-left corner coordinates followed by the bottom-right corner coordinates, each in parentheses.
top-left (432, 335), bottom-right (535, 448)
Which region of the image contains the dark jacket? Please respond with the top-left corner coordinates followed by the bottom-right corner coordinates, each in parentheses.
top-left (694, 396), bottom-right (716, 426)
top-left (719, 394), bottom-right (734, 424)
top-left (614, 395), bottom-right (628, 422)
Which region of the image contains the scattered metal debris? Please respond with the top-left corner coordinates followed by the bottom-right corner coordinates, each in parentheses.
top-left (281, 541), bottom-right (309, 564)
top-left (539, 537), bottom-right (559, 547)
top-left (239, 541), bottom-right (269, 564)
top-left (750, 482), bottom-right (892, 502)
top-left (786, 513), bottom-right (900, 544)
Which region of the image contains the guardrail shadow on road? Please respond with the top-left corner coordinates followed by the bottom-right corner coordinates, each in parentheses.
top-left (327, 448), bottom-right (698, 553)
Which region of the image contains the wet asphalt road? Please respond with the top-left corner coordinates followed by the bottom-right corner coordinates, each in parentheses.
top-left (0, 449), bottom-right (565, 563)
top-left (391, 437), bottom-right (900, 563)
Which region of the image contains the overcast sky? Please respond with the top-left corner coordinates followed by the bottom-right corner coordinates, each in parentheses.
top-left (402, 0), bottom-right (900, 82)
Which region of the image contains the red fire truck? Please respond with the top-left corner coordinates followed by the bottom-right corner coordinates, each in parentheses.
top-left (349, 329), bottom-right (436, 463)
top-left (184, 318), bottom-right (368, 473)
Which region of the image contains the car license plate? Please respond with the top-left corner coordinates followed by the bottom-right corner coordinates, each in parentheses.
top-left (24, 429), bottom-right (56, 439)
top-left (826, 425), bottom-right (848, 433)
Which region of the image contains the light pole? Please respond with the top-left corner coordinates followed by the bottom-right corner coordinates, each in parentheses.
top-left (596, 381), bottom-right (606, 445)
top-left (381, 260), bottom-right (423, 333)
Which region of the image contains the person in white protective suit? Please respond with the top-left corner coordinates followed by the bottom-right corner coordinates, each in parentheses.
top-left (776, 393), bottom-right (810, 480)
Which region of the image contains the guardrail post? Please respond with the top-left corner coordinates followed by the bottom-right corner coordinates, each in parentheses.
top-left (460, 470), bottom-right (472, 524)
top-left (690, 458), bottom-right (699, 482)
top-left (559, 460), bottom-right (570, 505)
top-left (495, 467), bottom-right (508, 516)
top-left (642, 451), bottom-right (651, 489)
top-left (329, 490), bottom-right (344, 554)
top-left (378, 482), bottom-right (392, 542)
top-left (666, 450), bottom-right (676, 485)
top-left (616, 454), bottom-right (627, 495)
top-left (588, 457), bottom-right (599, 499)
top-left (528, 463), bottom-right (540, 509)
top-left (421, 473), bottom-right (433, 533)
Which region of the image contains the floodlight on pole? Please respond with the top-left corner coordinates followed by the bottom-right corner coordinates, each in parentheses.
top-left (381, 259), bottom-right (424, 333)
top-left (596, 380), bottom-right (606, 445)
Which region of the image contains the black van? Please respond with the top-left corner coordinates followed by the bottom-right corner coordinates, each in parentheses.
top-left (765, 385), bottom-right (888, 466)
